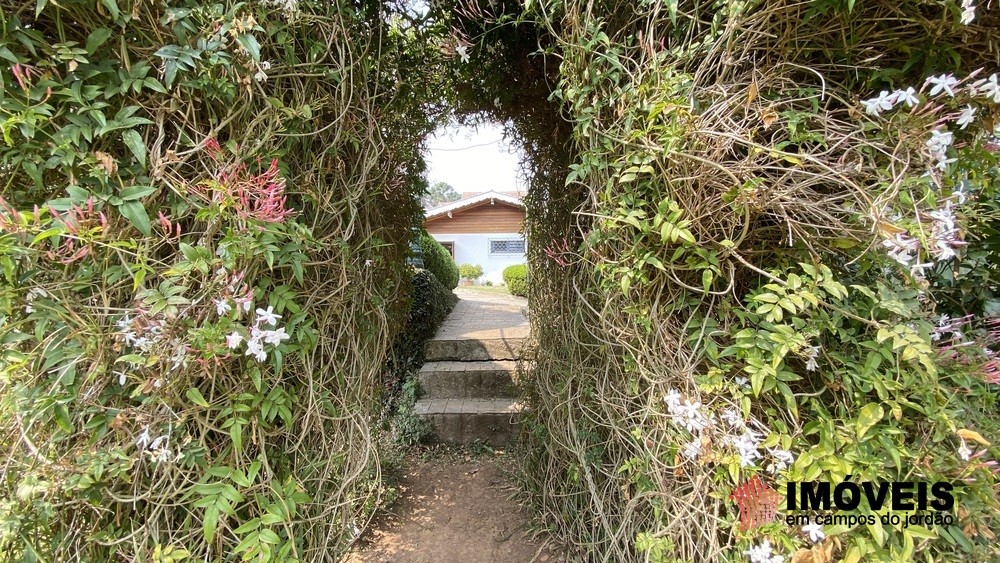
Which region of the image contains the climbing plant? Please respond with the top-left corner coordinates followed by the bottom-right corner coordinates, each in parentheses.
top-left (0, 0), bottom-right (444, 560)
top-left (435, 0), bottom-right (1000, 561)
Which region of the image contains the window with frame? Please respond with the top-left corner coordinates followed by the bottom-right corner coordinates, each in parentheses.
top-left (489, 238), bottom-right (525, 255)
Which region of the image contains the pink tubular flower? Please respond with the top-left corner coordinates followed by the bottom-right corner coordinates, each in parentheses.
top-left (237, 159), bottom-right (293, 224)
top-left (197, 158), bottom-right (294, 226)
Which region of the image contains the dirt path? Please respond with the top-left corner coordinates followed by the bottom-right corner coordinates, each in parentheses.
top-left (344, 450), bottom-right (562, 563)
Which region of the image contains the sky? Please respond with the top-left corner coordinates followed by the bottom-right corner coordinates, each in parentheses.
top-left (424, 122), bottom-right (526, 195)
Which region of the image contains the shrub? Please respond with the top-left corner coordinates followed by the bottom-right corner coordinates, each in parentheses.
top-left (419, 233), bottom-right (459, 289)
top-left (385, 269), bottom-right (457, 445)
top-left (459, 263), bottom-right (484, 280)
top-left (0, 0), bottom-right (439, 560)
top-left (503, 264), bottom-right (529, 297)
top-left (396, 269), bottom-right (458, 365)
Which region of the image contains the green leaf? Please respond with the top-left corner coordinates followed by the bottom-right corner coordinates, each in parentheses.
top-left (122, 130), bottom-right (146, 168)
top-left (203, 506), bottom-right (219, 543)
top-left (702, 269), bottom-right (713, 292)
top-left (100, 0), bottom-right (120, 20)
top-left (120, 185), bottom-right (156, 201)
top-left (186, 388), bottom-right (210, 408)
top-left (118, 201), bottom-right (151, 235)
top-left (855, 403), bottom-right (884, 440)
top-left (85, 28), bottom-right (113, 54)
top-left (236, 34), bottom-right (261, 61)
top-left (32, 227), bottom-right (64, 244)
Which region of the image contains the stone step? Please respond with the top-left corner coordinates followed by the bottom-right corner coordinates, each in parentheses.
top-left (415, 398), bottom-right (523, 446)
top-left (424, 337), bottom-right (528, 362)
top-left (418, 360), bottom-right (518, 399)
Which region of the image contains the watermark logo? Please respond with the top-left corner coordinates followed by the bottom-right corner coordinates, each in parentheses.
top-left (731, 475), bottom-right (782, 531)
top-left (731, 475), bottom-right (958, 531)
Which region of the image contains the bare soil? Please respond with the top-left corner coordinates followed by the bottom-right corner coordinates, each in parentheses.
top-left (343, 449), bottom-right (563, 563)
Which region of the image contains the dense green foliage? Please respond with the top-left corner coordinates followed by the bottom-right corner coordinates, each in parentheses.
top-left (384, 269), bottom-right (457, 445)
top-left (395, 269), bottom-right (458, 367)
top-left (445, 0), bottom-right (1000, 561)
top-left (2, 0), bottom-right (998, 561)
top-left (458, 263), bottom-right (483, 280)
top-left (502, 264), bottom-right (528, 297)
top-left (0, 0), bottom-right (443, 560)
top-left (419, 232), bottom-right (459, 289)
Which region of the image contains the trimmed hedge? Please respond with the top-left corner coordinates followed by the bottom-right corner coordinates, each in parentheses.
top-left (404, 269), bottom-right (458, 351)
top-left (503, 264), bottom-right (529, 297)
top-left (419, 233), bottom-right (459, 289)
top-left (385, 269), bottom-right (458, 390)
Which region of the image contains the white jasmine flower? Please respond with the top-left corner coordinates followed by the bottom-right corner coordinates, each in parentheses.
top-left (674, 399), bottom-right (711, 434)
top-left (214, 298), bottom-right (232, 316)
top-left (682, 439), bottom-right (702, 460)
top-left (262, 326), bottom-right (290, 345)
top-left (973, 74), bottom-right (1000, 103)
top-left (956, 105), bottom-right (976, 129)
top-left (744, 539), bottom-right (784, 563)
top-left (882, 233), bottom-right (919, 266)
top-left (961, 0), bottom-right (976, 25)
top-left (803, 345), bottom-right (820, 372)
top-left (116, 314), bottom-right (132, 331)
top-left (226, 330), bottom-right (243, 349)
top-left (734, 376), bottom-right (749, 388)
top-left (721, 407), bottom-right (743, 427)
top-left (909, 262), bottom-right (935, 278)
top-left (958, 439), bottom-right (972, 461)
top-left (768, 448), bottom-right (795, 473)
top-left (149, 435), bottom-right (166, 451)
top-left (663, 389), bottom-right (682, 410)
top-left (136, 426), bottom-right (152, 449)
top-left (255, 305), bottom-right (281, 326)
top-left (260, 61), bottom-right (271, 71)
top-left (245, 336), bottom-right (266, 362)
top-left (169, 343), bottom-right (187, 371)
top-left (927, 129), bottom-right (954, 154)
top-left (454, 44), bottom-right (470, 64)
top-left (732, 430), bottom-right (762, 467)
top-left (929, 205), bottom-right (957, 232)
top-left (935, 156), bottom-right (958, 170)
top-left (926, 74), bottom-right (959, 97)
top-left (894, 87), bottom-right (919, 108)
top-left (236, 295), bottom-right (253, 313)
top-left (149, 446), bottom-right (172, 464)
top-left (802, 522), bottom-right (826, 543)
top-left (861, 91), bottom-right (896, 115)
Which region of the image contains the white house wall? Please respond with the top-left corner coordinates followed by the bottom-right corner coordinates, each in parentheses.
top-left (429, 233), bottom-right (526, 284)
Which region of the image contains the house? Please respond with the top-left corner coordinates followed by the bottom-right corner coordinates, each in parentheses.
top-left (424, 191), bottom-right (526, 284)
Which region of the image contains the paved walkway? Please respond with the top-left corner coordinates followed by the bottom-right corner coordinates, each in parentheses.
top-left (344, 289), bottom-right (563, 562)
top-left (434, 288), bottom-right (529, 341)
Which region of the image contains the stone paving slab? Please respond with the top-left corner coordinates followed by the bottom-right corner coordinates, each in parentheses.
top-left (430, 289), bottom-right (530, 342)
top-left (414, 398), bottom-right (523, 415)
top-left (415, 398), bottom-right (524, 445)
top-left (418, 360), bottom-right (517, 399)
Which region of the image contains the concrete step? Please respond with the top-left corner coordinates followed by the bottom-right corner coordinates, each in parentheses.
top-left (419, 360), bottom-right (518, 399)
top-left (415, 398), bottom-right (523, 446)
top-left (424, 337), bottom-right (528, 361)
